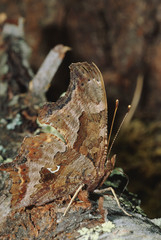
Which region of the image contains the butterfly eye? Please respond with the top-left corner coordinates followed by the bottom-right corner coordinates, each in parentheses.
top-left (88, 79), bottom-right (90, 82)
top-left (81, 83), bottom-right (84, 86)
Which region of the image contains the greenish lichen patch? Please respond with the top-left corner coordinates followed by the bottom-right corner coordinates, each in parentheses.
top-left (0, 154), bottom-right (13, 164)
top-left (151, 218), bottom-right (161, 228)
top-left (6, 113), bottom-right (22, 130)
top-left (8, 95), bottom-right (20, 107)
top-left (0, 82), bottom-right (8, 96)
top-left (0, 145), bottom-right (6, 154)
top-left (77, 221), bottom-right (115, 240)
top-left (0, 118), bottom-right (7, 125)
top-left (0, 155), bottom-right (4, 163)
top-left (4, 158), bottom-right (13, 163)
top-left (36, 119), bottom-right (66, 143)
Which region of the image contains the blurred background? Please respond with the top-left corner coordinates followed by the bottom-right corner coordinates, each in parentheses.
top-left (0, 0), bottom-right (161, 218)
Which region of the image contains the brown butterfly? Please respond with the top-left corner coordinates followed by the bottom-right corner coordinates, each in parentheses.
top-left (0, 62), bottom-right (115, 220)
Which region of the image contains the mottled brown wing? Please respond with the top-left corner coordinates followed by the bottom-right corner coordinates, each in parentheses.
top-left (0, 133), bottom-right (96, 210)
top-left (38, 62), bottom-right (108, 174)
top-left (0, 62), bottom-right (108, 216)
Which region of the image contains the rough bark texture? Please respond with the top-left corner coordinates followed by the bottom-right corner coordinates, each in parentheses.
top-left (0, 192), bottom-right (161, 239)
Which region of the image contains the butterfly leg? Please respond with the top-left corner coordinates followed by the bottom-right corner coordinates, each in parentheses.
top-left (94, 187), bottom-right (132, 216)
top-left (63, 184), bottom-right (84, 216)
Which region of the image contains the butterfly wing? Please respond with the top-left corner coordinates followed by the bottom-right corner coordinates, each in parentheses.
top-left (0, 62), bottom-right (108, 213)
top-left (0, 133), bottom-right (96, 209)
top-left (38, 62), bottom-right (108, 177)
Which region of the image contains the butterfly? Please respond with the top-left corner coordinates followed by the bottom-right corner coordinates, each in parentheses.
top-left (0, 62), bottom-right (115, 219)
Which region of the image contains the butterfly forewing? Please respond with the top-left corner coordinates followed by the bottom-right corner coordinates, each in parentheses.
top-left (38, 62), bottom-right (108, 173)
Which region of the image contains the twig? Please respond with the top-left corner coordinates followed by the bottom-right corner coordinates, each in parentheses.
top-left (30, 44), bottom-right (71, 95)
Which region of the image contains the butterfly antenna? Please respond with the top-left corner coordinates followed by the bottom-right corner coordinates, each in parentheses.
top-left (107, 99), bottom-right (119, 150)
top-left (107, 105), bottom-right (131, 159)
